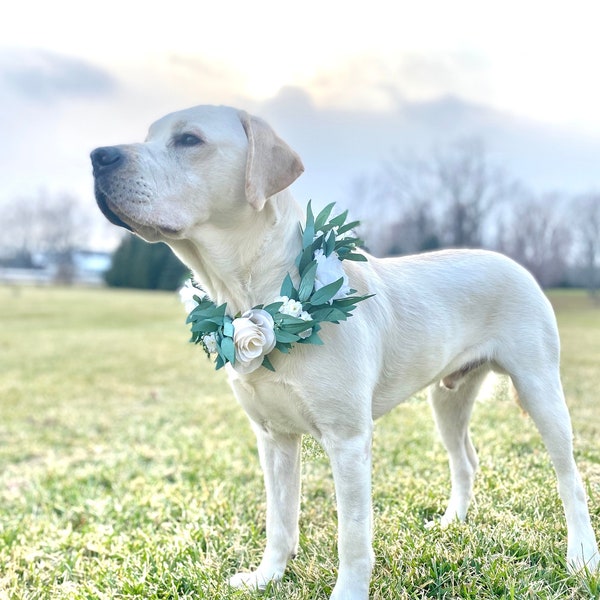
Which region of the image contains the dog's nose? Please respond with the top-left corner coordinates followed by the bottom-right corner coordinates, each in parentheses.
top-left (90, 146), bottom-right (124, 174)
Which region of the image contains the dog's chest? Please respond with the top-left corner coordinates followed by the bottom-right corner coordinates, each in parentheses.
top-left (229, 375), bottom-right (318, 436)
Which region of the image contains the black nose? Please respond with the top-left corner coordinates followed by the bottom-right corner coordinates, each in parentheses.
top-left (90, 146), bottom-right (124, 174)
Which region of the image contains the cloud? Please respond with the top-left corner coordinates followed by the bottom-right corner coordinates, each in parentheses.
top-left (0, 48), bottom-right (116, 101)
top-left (255, 86), bottom-right (600, 208)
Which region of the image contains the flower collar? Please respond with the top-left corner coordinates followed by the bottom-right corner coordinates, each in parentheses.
top-left (180, 202), bottom-right (373, 374)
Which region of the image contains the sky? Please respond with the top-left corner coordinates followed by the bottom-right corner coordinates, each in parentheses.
top-left (2, 0), bottom-right (600, 248)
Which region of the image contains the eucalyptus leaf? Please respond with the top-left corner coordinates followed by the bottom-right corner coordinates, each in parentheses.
top-left (302, 201), bottom-right (315, 248)
top-left (262, 355), bottom-right (276, 371)
top-left (220, 337), bottom-right (236, 364)
top-left (336, 220), bottom-right (360, 235)
top-left (275, 329), bottom-right (301, 343)
top-left (222, 320), bottom-right (234, 338)
top-left (325, 230), bottom-right (336, 257)
top-left (297, 330), bottom-right (323, 345)
top-left (297, 244), bottom-right (316, 275)
top-left (309, 306), bottom-right (349, 322)
top-left (328, 210), bottom-right (348, 228)
top-left (310, 278), bottom-right (344, 305)
top-left (280, 274), bottom-right (296, 299)
top-left (275, 341), bottom-right (291, 353)
top-left (314, 202), bottom-right (336, 230)
top-left (190, 320), bottom-right (220, 333)
top-left (263, 301), bottom-right (285, 315)
top-left (298, 260), bottom-right (317, 302)
top-left (343, 252), bottom-right (368, 262)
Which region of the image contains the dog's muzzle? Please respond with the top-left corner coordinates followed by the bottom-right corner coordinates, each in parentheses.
top-left (90, 146), bottom-right (134, 232)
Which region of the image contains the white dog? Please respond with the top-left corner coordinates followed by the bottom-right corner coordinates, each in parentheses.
top-left (91, 105), bottom-right (598, 598)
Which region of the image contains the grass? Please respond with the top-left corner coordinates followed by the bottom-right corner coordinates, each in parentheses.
top-left (0, 285), bottom-right (598, 599)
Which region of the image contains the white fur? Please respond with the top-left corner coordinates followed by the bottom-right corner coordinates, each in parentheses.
top-left (92, 105), bottom-right (599, 598)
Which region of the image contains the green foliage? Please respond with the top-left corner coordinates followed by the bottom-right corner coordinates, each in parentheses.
top-left (104, 235), bottom-right (188, 291)
top-left (186, 202), bottom-right (373, 371)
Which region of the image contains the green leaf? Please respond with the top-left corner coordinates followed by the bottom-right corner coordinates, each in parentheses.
top-left (332, 294), bottom-right (374, 308)
top-left (324, 230), bottom-right (336, 257)
top-left (280, 274), bottom-right (295, 299)
top-left (220, 337), bottom-right (236, 364)
top-left (275, 341), bottom-right (291, 353)
top-left (309, 306), bottom-right (349, 322)
top-left (261, 355), bottom-right (276, 371)
top-left (190, 320), bottom-right (220, 333)
top-left (275, 329), bottom-right (300, 343)
top-left (297, 243), bottom-right (316, 276)
top-left (281, 321), bottom-right (314, 335)
top-left (310, 278), bottom-right (344, 305)
top-left (335, 238), bottom-right (362, 252)
top-left (298, 260), bottom-right (317, 302)
top-left (314, 202), bottom-right (336, 230)
top-left (302, 201), bottom-right (315, 248)
top-left (297, 329), bottom-right (323, 345)
top-left (336, 220), bottom-right (360, 235)
top-left (342, 252), bottom-right (368, 262)
top-left (263, 301), bottom-right (284, 316)
top-left (328, 209), bottom-right (348, 228)
top-left (222, 320), bottom-right (234, 338)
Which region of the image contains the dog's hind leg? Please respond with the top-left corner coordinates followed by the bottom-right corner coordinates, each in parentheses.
top-left (429, 365), bottom-right (489, 526)
top-left (509, 369), bottom-right (599, 572)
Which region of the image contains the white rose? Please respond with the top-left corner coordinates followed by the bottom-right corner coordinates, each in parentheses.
top-left (232, 309), bottom-right (276, 374)
top-left (314, 249), bottom-right (351, 300)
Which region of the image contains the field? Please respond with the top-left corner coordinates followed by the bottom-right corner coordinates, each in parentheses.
top-left (0, 286), bottom-right (598, 599)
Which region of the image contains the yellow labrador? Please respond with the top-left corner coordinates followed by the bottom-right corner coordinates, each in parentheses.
top-left (91, 105), bottom-right (598, 599)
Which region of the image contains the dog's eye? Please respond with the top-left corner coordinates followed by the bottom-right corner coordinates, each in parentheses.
top-left (174, 133), bottom-right (204, 147)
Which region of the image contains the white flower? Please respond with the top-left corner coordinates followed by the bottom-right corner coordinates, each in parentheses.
top-left (202, 332), bottom-right (218, 354)
top-left (232, 309), bottom-right (276, 374)
top-left (298, 311), bottom-right (313, 339)
top-left (313, 249), bottom-right (351, 300)
top-left (179, 279), bottom-right (204, 313)
top-left (278, 298), bottom-right (303, 318)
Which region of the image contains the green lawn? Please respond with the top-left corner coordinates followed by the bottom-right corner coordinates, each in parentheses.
top-left (0, 286), bottom-right (598, 599)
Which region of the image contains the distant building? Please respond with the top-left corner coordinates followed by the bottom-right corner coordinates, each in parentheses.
top-left (0, 250), bottom-right (112, 286)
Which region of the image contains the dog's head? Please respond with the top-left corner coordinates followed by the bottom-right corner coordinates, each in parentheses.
top-left (91, 105), bottom-right (304, 242)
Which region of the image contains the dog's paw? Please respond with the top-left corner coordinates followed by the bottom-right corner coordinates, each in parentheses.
top-left (229, 570), bottom-right (281, 590)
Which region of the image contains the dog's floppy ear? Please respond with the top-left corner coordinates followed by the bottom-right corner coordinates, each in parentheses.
top-left (238, 111), bottom-right (304, 210)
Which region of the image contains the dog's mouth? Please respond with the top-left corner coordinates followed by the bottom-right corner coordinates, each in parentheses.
top-left (94, 184), bottom-right (134, 232)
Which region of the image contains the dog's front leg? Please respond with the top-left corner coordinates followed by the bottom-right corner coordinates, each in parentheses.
top-left (323, 428), bottom-right (374, 600)
top-left (230, 425), bottom-right (301, 589)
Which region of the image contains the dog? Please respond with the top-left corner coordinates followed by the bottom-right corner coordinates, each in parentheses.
top-left (91, 105), bottom-right (599, 599)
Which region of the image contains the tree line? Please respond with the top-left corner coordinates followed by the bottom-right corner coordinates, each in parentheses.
top-left (1, 138), bottom-right (598, 293)
top-left (349, 137), bottom-right (600, 293)
top-left (0, 191), bottom-right (187, 289)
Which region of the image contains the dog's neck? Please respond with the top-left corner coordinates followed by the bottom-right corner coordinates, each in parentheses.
top-left (170, 190), bottom-right (303, 315)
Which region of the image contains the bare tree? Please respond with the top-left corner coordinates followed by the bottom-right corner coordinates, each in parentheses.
top-left (432, 138), bottom-right (509, 248)
top-left (0, 191), bottom-right (93, 282)
top-left (572, 192), bottom-right (600, 296)
top-left (495, 192), bottom-right (572, 288)
top-left (349, 137), bottom-right (512, 256)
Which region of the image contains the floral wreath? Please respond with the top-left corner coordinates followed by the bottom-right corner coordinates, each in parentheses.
top-left (180, 202), bottom-right (373, 374)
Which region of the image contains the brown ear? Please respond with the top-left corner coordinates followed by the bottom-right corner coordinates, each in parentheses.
top-left (238, 110), bottom-right (304, 210)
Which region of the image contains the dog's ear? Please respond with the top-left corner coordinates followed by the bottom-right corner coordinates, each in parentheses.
top-left (238, 111), bottom-right (304, 210)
